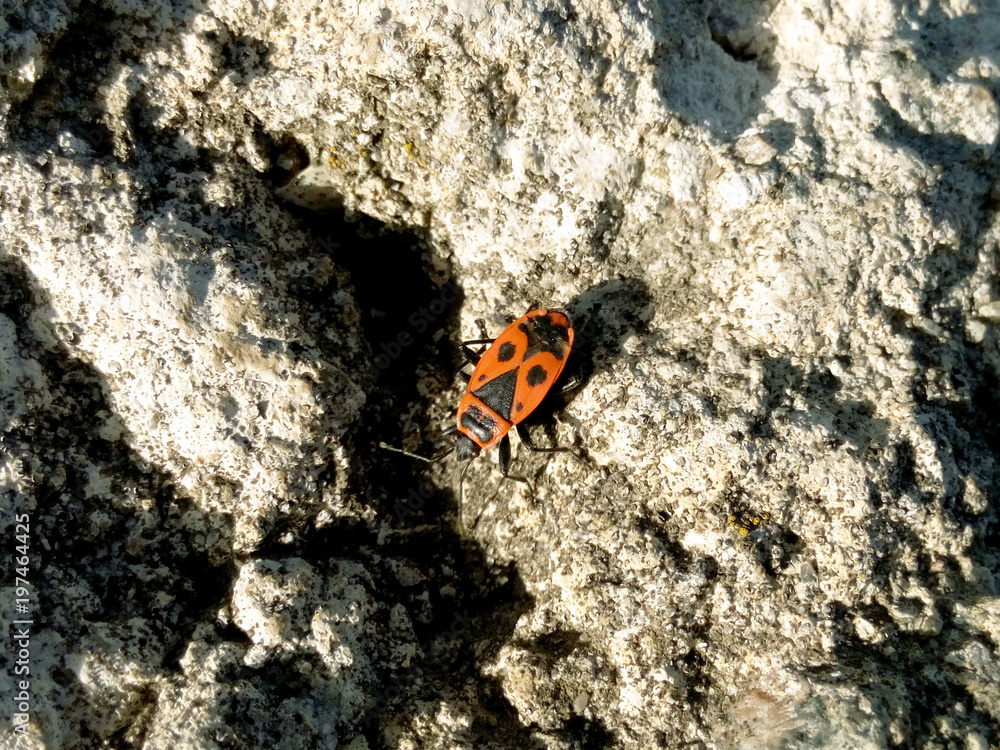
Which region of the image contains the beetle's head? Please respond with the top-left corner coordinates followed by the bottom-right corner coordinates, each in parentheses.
top-left (455, 433), bottom-right (481, 461)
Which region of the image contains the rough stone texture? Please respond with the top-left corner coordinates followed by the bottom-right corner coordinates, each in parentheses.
top-left (1, 0), bottom-right (999, 748)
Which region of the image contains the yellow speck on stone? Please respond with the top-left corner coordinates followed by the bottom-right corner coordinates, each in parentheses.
top-left (739, 527), bottom-right (749, 535)
top-left (405, 143), bottom-right (414, 152)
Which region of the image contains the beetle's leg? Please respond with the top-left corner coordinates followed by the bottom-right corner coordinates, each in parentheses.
top-left (515, 423), bottom-right (581, 459)
top-left (458, 339), bottom-right (491, 384)
top-left (459, 339), bottom-right (493, 365)
top-left (499, 433), bottom-right (512, 473)
top-left (460, 320), bottom-right (493, 370)
top-left (456, 458), bottom-right (473, 533)
top-left (556, 375), bottom-right (582, 394)
top-left (460, 320), bottom-right (492, 361)
top-left (498, 434), bottom-right (532, 488)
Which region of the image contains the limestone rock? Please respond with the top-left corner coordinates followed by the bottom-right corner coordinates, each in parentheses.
top-left (2, 0), bottom-right (999, 747)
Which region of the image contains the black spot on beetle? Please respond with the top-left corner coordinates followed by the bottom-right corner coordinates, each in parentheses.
top-left (497, 341), bottom-right (517, 362)
top-left (521, 313), bottom-right (571, 361)
top-left (460, 404), bottom-right (495, 444)
top-left (478, 374), bottom-right (487, 381)
top-left (527, 364), bottom-right (548, 386)
top-left (516, 402), bottom-right (523, 412)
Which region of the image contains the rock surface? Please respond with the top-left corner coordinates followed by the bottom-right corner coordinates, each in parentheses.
top-left (1, 0), bottom-right (999, 748)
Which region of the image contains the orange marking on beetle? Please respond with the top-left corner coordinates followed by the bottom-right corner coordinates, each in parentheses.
top-left (455, 309), bottom-right (573, 454)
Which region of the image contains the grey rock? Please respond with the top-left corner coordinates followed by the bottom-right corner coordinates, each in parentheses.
top-left (2, 0), bottom-right (999, 748)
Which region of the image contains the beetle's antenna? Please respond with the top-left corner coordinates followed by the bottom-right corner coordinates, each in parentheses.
top-left (379, 442), bottom-right (456, 462)
top-left (378, 442), bottom-right (432, 461)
